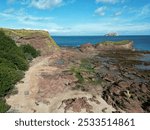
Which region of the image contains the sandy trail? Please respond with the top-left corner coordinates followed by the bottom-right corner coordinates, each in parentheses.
top-left (6, 51), bottom-right (116, 113)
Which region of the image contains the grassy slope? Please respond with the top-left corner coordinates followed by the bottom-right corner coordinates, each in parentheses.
top-left (0, 28), bottom-right (49, 37)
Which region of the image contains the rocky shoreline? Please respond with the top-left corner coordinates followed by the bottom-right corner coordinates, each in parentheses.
top-left (91, 50), bottom-right (150, 112)
top-left (61, 45), bottom-right (150, 112)
top-left (6, 39), bottom-right (150, 113)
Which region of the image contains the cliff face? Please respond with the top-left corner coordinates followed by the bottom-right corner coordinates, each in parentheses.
top-left (0, 28), bottom-right (59, 55)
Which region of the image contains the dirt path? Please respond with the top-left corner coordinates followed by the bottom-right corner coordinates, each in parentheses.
top-left (6, 51), bottom-right (116, 113)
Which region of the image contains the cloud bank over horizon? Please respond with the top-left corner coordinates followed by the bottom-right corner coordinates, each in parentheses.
top-left (0, 0), bottom-right (150, 35)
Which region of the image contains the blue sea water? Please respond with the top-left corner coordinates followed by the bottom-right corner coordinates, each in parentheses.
top-left (52, 36), bottom-right (150, 51)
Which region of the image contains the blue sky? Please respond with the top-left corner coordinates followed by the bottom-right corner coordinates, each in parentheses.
top-left (0, 0), bottom-right (150, 35)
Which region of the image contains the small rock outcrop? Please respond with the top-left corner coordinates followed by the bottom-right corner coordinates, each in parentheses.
top-left (80, 40), bottom-right (133, 52)
top-left (95, 41), bottom-right (133, 50)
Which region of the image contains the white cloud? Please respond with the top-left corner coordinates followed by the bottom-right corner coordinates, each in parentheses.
top-left (1, 8), bottom-right (150, 35)
top-left (95, 6), bottom-right (106, 16)
top-left (139, 4), bottom-right (150, 16)
top-left (96, 0), bottom-right (125, 4)
top-left (3, 8), bottom-right (15, 14)
top-left (114, 11), bottom-right (122, 16)
top-left (124, 4), bottom-right (150, 20)
top-left (2, 1), bottom-right (150, 35)
top-left (7, 0), bottom-right (64, 9)
top-left (96, 0), bottom-right (118, 4)
top-left (0, 8), bottom-right (53, 25)
top-left (7, 0), bottom-right (16, 3)
top-left (65, 22), bottom-right (150, 35)
top-left (30, 0), bottom-right (63, 9)
top-left (0, 8), bottom-right (67, 34)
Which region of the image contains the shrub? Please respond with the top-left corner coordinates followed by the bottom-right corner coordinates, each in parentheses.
top-left (0, 65), bottom-right (24, 97)
top-left (0, 31), bottom-right (25, 59)
top-left (24, 53), bottom-right (33, 61)
top-left (20, 44), bottom-right (40, 59)
top-left (0, 51), bottom-right (28, 71)
top-left (0, 58), bottom-right (17, 69)
top-left (0, 98), bottom-right (10, 113)
top-left (0, 30), bottom-right (40, 112)
top-left (0, 31), bottom-right (28, 71)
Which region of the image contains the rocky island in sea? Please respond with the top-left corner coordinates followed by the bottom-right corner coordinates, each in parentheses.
top-left (105, 32), bottom-right (118, 36)
top-left (0, 28), bottom-right (150, 113)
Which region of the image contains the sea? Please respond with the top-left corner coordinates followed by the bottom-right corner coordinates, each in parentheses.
top-left (52, 36), bottom-right (150, 51)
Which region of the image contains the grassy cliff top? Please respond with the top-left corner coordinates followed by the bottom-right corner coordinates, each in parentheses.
top-left (0, 28), bottom-right (50, 37)
top-left (99, 40), bottom-right (132, 45)
top-left (0, 28), bottom-right (59, 53)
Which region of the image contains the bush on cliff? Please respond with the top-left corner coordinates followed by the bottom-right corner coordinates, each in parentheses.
top-left (0, 58), bottom-right (17, 69)
top-left (20, 44), bottom-right (40, 60)
top-left (0, 51), bottom-right (28, 71)
top-left (0, 98), bottom-right (10, 113)
top-left (0, 31), bottom-right (28, 70)
top-left (0, 31), bottom-right (26, 59)
top-left (0, 65), bottom-right (24, 97)
top-left (0, 30), bottom-right (39, 112)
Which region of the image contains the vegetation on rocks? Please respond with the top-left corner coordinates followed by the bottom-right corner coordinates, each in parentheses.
top-left (20, 44), bottom-right (40, 60)
top-left (99, 40), bottom-right (131, 45)
top-left (70, 58), bottom-right (103, 91)
top-left (0, 28), bottom-right (49, 38)
top-left (0, 65), bottom-right (24, 97)
top-left (0, 30), bottom-right (39, 112)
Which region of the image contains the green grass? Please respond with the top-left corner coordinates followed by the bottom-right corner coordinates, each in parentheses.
top-left (70, 58), bottom-right (105, 91)
top-left (0, 28), bottom-right (49, 37)
top-left (70, 67), bottom-right (84, 83)
top-left (49, 35), bottom-right (60, 48)
top-left (99, 40), bottom-right (131, 45)
top-left (20, 44), bottom-right (40, 60)
top-left (70, 59), bottom-right (95, 84)
top-left (0, 98), bottom-right (10, 113)
top-left (75, 72), bottom-right (84, 83)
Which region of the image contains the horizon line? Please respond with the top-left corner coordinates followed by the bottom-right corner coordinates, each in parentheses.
top-left (51, 35), bottom-right (150, 36)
